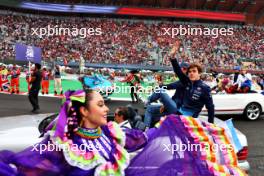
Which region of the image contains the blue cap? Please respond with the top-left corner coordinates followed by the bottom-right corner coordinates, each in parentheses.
top-left (234, 66), bottom-right (241, 70)
top-left (180, 62), bottom-right (189, 68)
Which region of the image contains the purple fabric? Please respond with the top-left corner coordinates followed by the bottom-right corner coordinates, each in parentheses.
top-left (124, 128), bottom-right (148, 153)
top-left (53, 102), bottom-right (68, 139)
top-left (0, 115), bottom-right (215, 176)
top-left (0, 151), bottom-right (17, 176)
top-left (125, 115), bottom-right (214, 176)
top-left (54, 90), bottom-right (84, 138)
top-left (0, 137), bottom-right (96, 176)
top-left (54, 91), bottom-right (70, 138)
top-left (0, 126), bottom-right (120, 176)
top-left (0, 137), bottom-right (69, 176)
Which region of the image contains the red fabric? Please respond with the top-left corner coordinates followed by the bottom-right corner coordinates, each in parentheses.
top-left (225, 84), bottom-right (250, 94)
top-left (121, 74), bottom-right (134, 83)
top-left (10, 78), bottom-right (19, 92)
top-left (10, 69), bottom-right (20, 77)
top-left (42, 80), bottom-right (49, 94)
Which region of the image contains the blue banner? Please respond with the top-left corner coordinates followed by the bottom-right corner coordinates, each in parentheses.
top-left (20, 2), bottom-right (117, 13)
top-left (15, 43), bottom-right (41, 63)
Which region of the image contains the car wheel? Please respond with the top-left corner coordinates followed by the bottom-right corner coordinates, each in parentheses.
top-left (38, 113), bottom-right (58, 134)
top-left (244, 103), bottom-right (261, 120)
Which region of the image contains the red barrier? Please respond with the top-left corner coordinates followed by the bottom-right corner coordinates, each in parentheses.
top-left (117, 7), bottom-right (246, 22)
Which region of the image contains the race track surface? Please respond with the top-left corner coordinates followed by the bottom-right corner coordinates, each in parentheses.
top-left (0, 93), bottom-right (145, 117)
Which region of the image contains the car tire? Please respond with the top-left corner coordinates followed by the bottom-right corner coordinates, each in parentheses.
top-left (243, 102), bottom-right (262, 121)
top-left (38, 113), bottom-right (58, 134)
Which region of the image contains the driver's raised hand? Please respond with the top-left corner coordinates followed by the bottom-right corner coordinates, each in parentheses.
top-left (169, 40), bottom-right (181, 58)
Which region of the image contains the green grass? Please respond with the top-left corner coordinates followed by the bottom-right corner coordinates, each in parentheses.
top-left (18, 78), bottom-right (83, 93)
top-left (15, 78), bottom-right (153, 99)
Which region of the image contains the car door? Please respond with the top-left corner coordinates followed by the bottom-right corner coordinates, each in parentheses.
top-left (214, 93), bottom-right (242, 110)
top-left (201, 93), bottom-right (244, 115)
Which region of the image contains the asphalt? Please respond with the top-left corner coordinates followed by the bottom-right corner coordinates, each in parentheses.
top-left (0, 93), bottom-right (145, 117)
top-left (230, 115), bottom-right (264, 176)
top-left (0, 93), bottom-right (61, 117)
top-left (0, 93), bottom-right (263, 175)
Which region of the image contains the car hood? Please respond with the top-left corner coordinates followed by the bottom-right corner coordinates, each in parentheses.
top-left (0, 114), bottom-right (52, 152)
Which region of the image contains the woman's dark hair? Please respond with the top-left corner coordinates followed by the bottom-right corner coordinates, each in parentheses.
top-left (66, 89), bottom-right (95, 139)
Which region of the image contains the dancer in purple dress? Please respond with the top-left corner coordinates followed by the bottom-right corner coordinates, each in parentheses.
top-left (0, 89), bottom-right (146, 176)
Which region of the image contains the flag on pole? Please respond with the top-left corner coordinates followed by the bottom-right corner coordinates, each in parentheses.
top-left (15, 43), bottom-right (42, 63)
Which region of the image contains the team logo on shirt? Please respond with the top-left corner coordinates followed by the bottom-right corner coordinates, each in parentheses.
top-left (192, 89), bottom-right (202, 100)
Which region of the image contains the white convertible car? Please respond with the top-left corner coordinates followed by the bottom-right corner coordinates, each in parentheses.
top-left (0, 113), bottom-right (250, 172)
top-left (166, 90), bottom-right (264, 120)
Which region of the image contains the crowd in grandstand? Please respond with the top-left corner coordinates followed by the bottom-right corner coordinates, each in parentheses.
top-left (0, 11), bottom-right (263, 71)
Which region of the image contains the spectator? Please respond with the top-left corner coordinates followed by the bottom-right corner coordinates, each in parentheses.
top-left (114, 106), bottom-right (132, 130)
